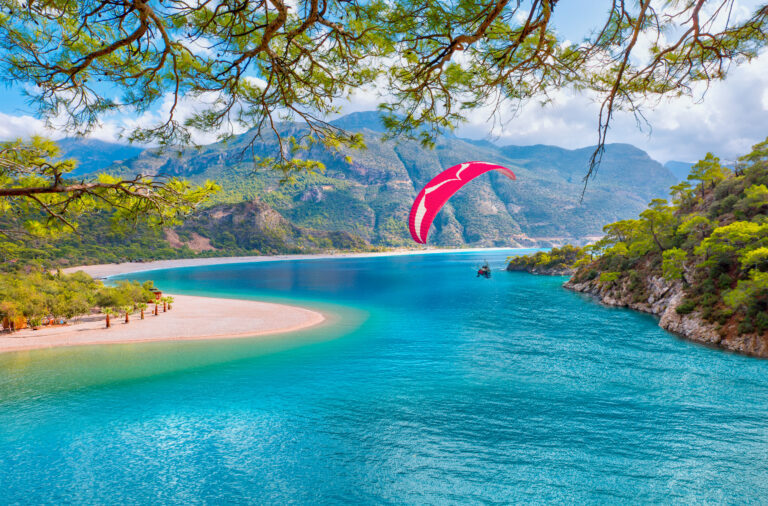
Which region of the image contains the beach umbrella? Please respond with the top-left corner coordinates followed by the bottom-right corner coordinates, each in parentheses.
top-left (408, 161), bottom-right (516, 244)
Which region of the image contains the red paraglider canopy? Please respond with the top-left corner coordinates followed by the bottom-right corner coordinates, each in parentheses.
top-left (408, 161), bottom-right (516, 244)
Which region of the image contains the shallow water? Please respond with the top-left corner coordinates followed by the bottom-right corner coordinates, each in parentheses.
top-left (2, 250), bottom-right (768, 503)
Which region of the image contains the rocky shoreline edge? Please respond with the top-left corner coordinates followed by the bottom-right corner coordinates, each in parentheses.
top-left (563, 275), bottom-right (768, 358)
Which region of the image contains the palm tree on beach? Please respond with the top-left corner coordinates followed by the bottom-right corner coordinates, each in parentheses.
top-left (0, 300), bottom-right (19, 332)
top-left (123, 305), bottom-right (132, 324)
top-left (137, 302), bottom-right (147, 320)
top-left (103, 307), bottom-right (115, 329)
top-left (166, 297), bottom-right (174, 310)
top-left (161, 297), bottom-right (168, 313)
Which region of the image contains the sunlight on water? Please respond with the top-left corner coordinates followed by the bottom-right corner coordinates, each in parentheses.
top-left (2, 250), bottom-right (767, 503)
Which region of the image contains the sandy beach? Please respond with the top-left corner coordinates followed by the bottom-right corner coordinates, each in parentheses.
top-left (21, 248), bottom-right (520, 355)
top-left (0, 294), bottom-right (325, 354)
top-left (62, 247), bottom-right (524, 278)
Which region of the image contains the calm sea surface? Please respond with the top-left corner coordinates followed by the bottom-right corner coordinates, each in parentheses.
top-left (1, 250), bottom-right (767, 503)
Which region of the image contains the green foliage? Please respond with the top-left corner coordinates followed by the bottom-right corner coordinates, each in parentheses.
top-left (96, 280), bottom-right (155, 311)
top-left (662, 248), bottom-right (688, 282)
top-left (2, 0), bottom-right (766, 180)
top-left (0, 268), bottom-right (157, 330)
top-left (572, 136), bottom-right (768, 336)
top-left (0, 269), bottom-right (104, 322)
top-left (676, 299), bottom-right (697, 315)
top-left (739, 247), bottom-right (768, 271)
top-left (756, 312), bottom-right (768, 332)
top-left (506, 245), bottom-right (584, 273)
top-left (3, 188), bottom-right (374, 268)
top-left (678, 215), bottom-right (712, 238)
top-left (695, 221), bottom-right (768, 265)
top-left (687, 153), bottom-right (732, 192)
top-left (599, 272), bottom-right (620, 285)
top-left (724, 271), bottom-right (768, 311)
top-left (1, 137), bottom-right (219, 258)
top-left (737, 184), bottom-right (768, 213)
top-left (638, 199), bottom-right (677, 252)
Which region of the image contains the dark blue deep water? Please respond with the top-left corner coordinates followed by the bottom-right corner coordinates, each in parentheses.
top-left (2, 250), bottom-right (768, 503)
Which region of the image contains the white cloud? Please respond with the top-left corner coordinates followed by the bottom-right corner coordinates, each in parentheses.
top-left (0, 112), bottom-right (58, 140)
top-left (244, 76), bottom-right (268, 89)
top-left (34, 91), bottom-right (252, 147)
top-left (2, 42), bottom-right (767, 166)
top-left (451, 51), bottom-right (768, 164)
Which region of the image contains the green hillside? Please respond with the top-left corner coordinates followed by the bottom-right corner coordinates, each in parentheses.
top-left (3, 198), bottom-right (370, 268)
top-left (85, 112), bottom-right (677, 248)
top-left (560, 139), bottom-right (768, 355)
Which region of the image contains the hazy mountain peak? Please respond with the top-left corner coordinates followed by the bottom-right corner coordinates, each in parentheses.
top-left (330, 111), bottom-right (388, 132)
top-left (57, 137), bottom-right (145, 176)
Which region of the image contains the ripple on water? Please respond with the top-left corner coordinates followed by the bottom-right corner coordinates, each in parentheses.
top-left (1, 251), bottom-right (768, 503)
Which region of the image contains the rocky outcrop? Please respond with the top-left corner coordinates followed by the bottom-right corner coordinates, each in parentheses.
top-left (506, 245), bottom-right (582, 276)
top-left (176, 198), bottom-right (369, 253)
top-left (300, 187), bottom-right (324, 203)
top-left (164, 229), bottom-right (217, 252)
top-left (564, 274), bottom-right (768, 358)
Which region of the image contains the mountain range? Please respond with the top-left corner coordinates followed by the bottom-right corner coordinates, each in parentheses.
top-left (57, 138), bottom-right (144, 176)
top-left (60, 111), bottom-right (680, 249)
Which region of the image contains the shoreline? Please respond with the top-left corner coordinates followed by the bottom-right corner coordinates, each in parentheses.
top-left (564, 276), bottom-right (768, 358)
top-left (62, 247), bottom-right (533, 278)
top-left (0, 294), bottom-right (326, 354)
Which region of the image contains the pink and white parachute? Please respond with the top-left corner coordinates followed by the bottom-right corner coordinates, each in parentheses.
top-left (408, 161), bottom-right (516, 244)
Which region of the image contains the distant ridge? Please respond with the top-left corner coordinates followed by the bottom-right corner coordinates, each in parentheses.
top-left (57, 138), bottom-right (144, 176)
top-left (330, 111), bottom-right (388, 132)
top-left (83, 112), bottom-right (679, 247)
top-left (664, 160), bottom-right (694, 182)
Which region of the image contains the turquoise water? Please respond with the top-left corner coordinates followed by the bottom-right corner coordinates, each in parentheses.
top-left (2, 250), bottom-right (768, 503)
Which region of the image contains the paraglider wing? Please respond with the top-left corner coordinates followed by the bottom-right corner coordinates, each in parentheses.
top-left (408, 161), bottom-right (516, 244)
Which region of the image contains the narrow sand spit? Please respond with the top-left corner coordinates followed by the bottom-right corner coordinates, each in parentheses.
top-left (61, 248), bottom-right (520, 278)
top-left (0, 294), bottom-right (325, 354)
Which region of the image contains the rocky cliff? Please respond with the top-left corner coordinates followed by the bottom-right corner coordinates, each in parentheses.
top-left (509, 136), bottom-right (768, 358)
top-left (564, 270), bottom-right (768, 358)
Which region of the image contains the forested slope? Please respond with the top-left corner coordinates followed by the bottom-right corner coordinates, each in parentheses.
top-left (563, 139), bottom-right (768, 356)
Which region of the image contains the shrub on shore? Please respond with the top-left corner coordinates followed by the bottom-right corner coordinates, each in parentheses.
top-left (506, 244), bottom-right (585, 274)
top-left (0, 269), bottom-right (156, 331)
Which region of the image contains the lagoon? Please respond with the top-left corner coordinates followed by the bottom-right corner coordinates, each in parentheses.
top-left (2, 250), bottom-right (768, 503)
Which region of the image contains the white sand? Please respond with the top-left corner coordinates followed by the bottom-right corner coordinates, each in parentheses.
top-left (0, 294), bottom-right (325, 354)
top-left (62, 248), bottom-right (522, 278)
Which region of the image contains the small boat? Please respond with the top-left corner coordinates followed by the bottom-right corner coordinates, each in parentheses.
top-left (476, 262), bottom-right (491, 279)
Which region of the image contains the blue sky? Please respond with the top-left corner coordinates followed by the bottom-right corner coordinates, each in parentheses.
top-left (1, 1), bottom-right (767, 164)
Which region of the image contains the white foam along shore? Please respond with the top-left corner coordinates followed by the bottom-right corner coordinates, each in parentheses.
top-left (62, 247), bottom-right (528, 279)
top-left (0, 294), bottom-right (325, 354)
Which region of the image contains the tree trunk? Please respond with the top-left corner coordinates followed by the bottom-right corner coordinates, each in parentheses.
top-left (155, 304), bottom-right (158, 316)
top-left (125, 312), bottom-right (129, 324)
top-left (106, 314), bottom-right (110, 328)
top-left (163, 302), bottom-right (167, 312)
top-left (140, 309), bottom-right (145, 320)
top-left (649, 222), bottom-right (664, 252)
